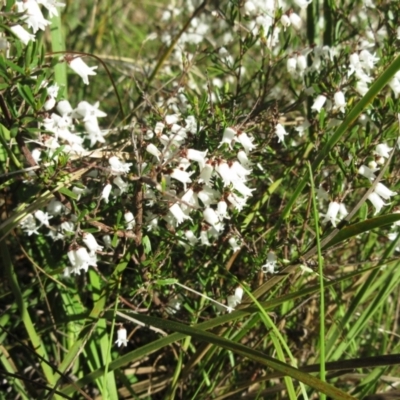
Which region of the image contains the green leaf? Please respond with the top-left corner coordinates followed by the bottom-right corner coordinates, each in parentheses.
top-left (58, 186), bottom-right (78, 199)
top-left (16, 83), bottom-right (37, 109)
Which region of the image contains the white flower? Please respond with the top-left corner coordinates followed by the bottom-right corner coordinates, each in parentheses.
top-left (169, 168), bottom-right (193, 190)
top-left (101, 183), bottom-right (112, 203)
top-left (227, 287), bottom-right (243, 311)
top-left (154, 122), bottom-right (165, 135)
top-left (184, 230), bottom-right (198, 245)
top-left (219, 127), bottom-right (236, 149)
top-left (368, 192), bottom-right (389, 215)
top-left (322, 201), bottom-right (340, 227)
top-left (186, 149), bottom-right (208, 169)
top-left (60, 220), bottom-right (75, 233)
top-left (37, 0), bottom-right (66, 18)
top-left (197, 185), bottom-right (219, 206)
top-left (115, 327), bottom-right (128, 347)
top-left (20, 214), bottom-right (39, 236)
top-left (113, 176), bottom-right (129, 194)
top-left (10, 25), bottom-right (35, 45)
top-left (230, 161), bottom-right (251, 180)
top-left (146, 143), bottom-right (161, 161)
top-left (228, 237), bottom-right (241, 252)
top-left (47, 199), bottom-right (64, 216)
top-left (275, 123), bottom-right (288, 143)
top-left (199, 163), bottom-right (214, 185)
top-left (75, 246), bottom-right (96, 272)
top-left (215, 161), bottom-right (232, 186)
top-left (109, 156), bottom-right (132, 175)
top-left (333, 91), bottom-right (346, 113)
top-left (56, 100), bottom-right (73, 116)
top-left (375, 143), bottom-right (392, 158)
top-left (82, 232), bottom-right (103, 253)
top-left (296, 54), bottom-right (307, 75)
top-left (165, 114), bottom-right (180, 125)
top-left (311, 95), bottom-right (327, 113)
top-left (34, 210), bottom-right (52, 226)
top-left (102, 235), bottom-right (113, 250)
top-left (67, 248), bottom-right (79, 273)
top-left (281, 14), bottom-right (291, 30)
top-left (18, 0), bottom-right (50, 33)
top-left (227, 192), bottom-right (247, 211)
top-left (374, 182), bottom-right (397, 200)
top-left (31, 148), bottom-right (42, 163)
top-left (237, 132), bottom-right (256, 154)
top-left (294, 0), bottom-right (312, 8)
top-left (169, 203), bottom-right (192, 225)
top-left (237, 150), bottom-right (251, 167)
top-left (199, 229), bottom-right (211, 246)
top-left (289, 12), bottom-right (302, 30)
top-left (203, 207), bottom-right (223, 231)
top-left (124, 211), bottom-right (136, 230)
top-left (339, 203), bottom-right (348, 219)
top-left (74, 101), bottom-right (106, 121)
top-left (232, 180), bottom-right (254, 197)
top-left (217, 200), bottom-right (230, 220)
top-left (287, 56), bottom-right (297, 77)
top-left (358, 165), bottom-right (376, 180)
top-left (262, 252), bottom-right (277, 274)
top-left (181, 188), bottom-right (200, 212)
top-left (359, 49), bottom-right (379, 73)
top-left (68, 57), bottom-right (97, 85)
top-left (185, 115), bottom-right (198, 134)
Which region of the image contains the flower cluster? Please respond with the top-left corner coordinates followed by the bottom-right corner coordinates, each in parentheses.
top-left (358, 143), bottom-right (397, 215)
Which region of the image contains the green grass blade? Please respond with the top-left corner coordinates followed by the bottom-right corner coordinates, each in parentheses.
top-left (308, 161), bottom-right (326, 399)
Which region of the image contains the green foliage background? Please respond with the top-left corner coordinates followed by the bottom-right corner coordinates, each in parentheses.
top-left (1, 0), bottom-right (400, 399)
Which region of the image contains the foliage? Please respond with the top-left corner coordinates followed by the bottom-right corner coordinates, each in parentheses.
top-left (1, 0), bottom-right (400, 399)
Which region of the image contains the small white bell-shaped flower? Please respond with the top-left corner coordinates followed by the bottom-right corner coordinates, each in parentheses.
top-left (333, 91), bottom-right (346, 113)
top-left (109, 156), bottom-right (132, 175)
top-left (203, 207), bottom-right (223, 231)
top-left (374, 143), bottom-right (392, 158)
top-left (47, 199), bottom-right (64, 216)
top-left (322, 201), bottom-right (340, 227)
top-left (287, 56), bottom-right (297, 77)
top-left (275, 123), bottom-right (288, 143)
top-left (34, 210), bottom-right (52, 226)
top-left (169, 203), bottom-right (192, 225)
top-left (146, 143), bottom-right (161, 161)
top-left (281, 14), bottom-right (291, 30)
top-left (219, 127), bottom-right (236, 149)
top-left (358, 165), bottom-right (376, 180)
top-left (374, 182), bottom-right (397, 200)
top-left (124, 211), bottom-right (136, 230)
top-left (101, 183), bottom-right (112, 203)
top-left (289, 12), bottom-right (302, 30)
top-left (82, 232), bottom-right (103, 253)
top-left (68, 57), bottom-right (97, 85)
top-left (311, 95), bottom-right (327, 113)
top-left (262, 252), bottom-right (277, 274)
top-left (368, 192), bottom-right (389, 215)
top-left (10, 25), bottom-right (36, 45)
top-left (227, 287), bottom-right (244, 312)
top-left (228, 237), bottom-right (241, 252)
top-left (115, 327), bottom-right (128, 347)
top-left (184, 230), bottom-right (198, 245)
top-left (237, 131), bottom-right (256, 154)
